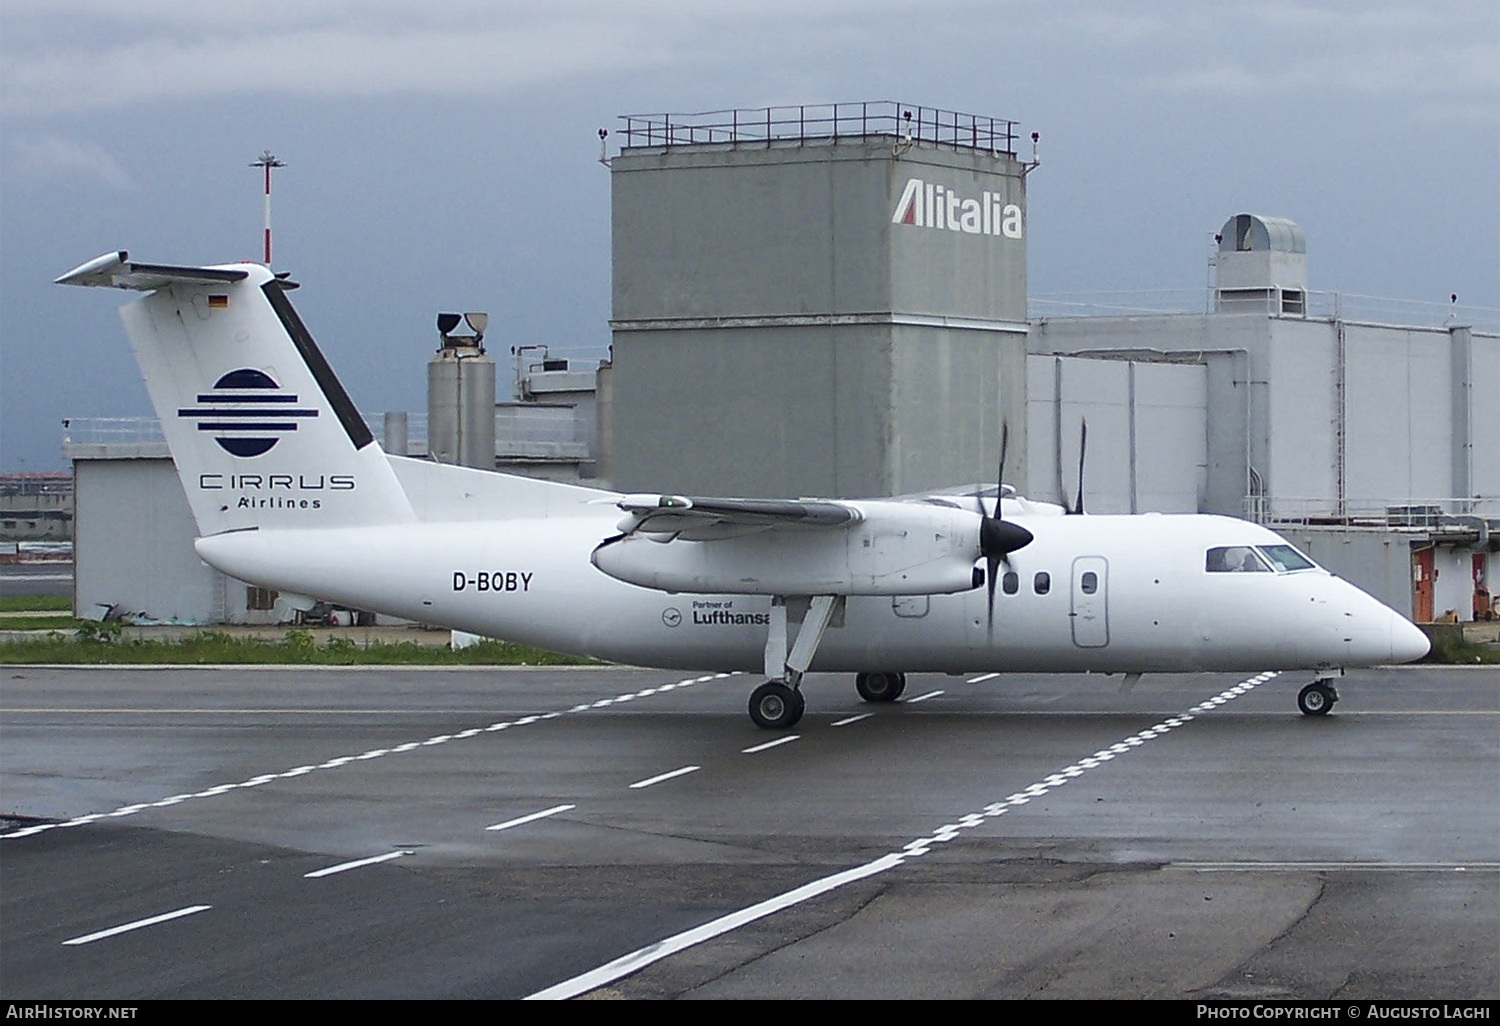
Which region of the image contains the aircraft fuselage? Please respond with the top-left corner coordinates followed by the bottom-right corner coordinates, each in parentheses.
top-left (196, 509), bottom-right (1424, 676)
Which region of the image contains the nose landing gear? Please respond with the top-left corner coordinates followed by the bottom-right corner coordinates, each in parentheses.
top-left (1297, 678), bottom-right (1339, 716)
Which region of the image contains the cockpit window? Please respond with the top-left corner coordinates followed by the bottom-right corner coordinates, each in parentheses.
top-left (1206, 546), bottom-right (1271, 573)
top-left (1256, 544), bottom-right (1316, 572)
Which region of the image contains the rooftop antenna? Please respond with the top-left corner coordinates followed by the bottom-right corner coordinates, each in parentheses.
top-left (249, 150), bottom-right (285, 267)
top-left (892, 110), bottom-right (915, 158)
top-left (1019, 131), bottom-right (1041, 176)
top-left (598, 128), bottom-right (611, 167)
top-left (1446, 293), bottom-right (1458, 326)
top-left (1208, 231), bottom-right (1223, 312)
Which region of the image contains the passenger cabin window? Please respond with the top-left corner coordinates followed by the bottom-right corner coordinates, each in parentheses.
top-left (1206, 546), bottom-right (1270, 573)
top-left (1034, 572), bottom-right (1051, 595)
top-left (1080, 571), bottom-right (1098, 594)
top-left (1002, 571), bottom-right (1019, 595)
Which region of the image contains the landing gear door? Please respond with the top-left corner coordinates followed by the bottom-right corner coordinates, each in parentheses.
top-left (1070, 556), bottom-right (1109, 648)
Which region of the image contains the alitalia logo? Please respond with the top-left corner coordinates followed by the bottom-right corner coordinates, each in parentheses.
top-left (892, 178), bottom-right (1023, 239)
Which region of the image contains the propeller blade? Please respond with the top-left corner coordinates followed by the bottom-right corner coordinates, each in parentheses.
top-left (1070, 418), bottom-right (1087, 515)
top-left (986, 555), bottom-right (999, 635)
top-left (996, 420), bottom-right (1009, 522)
top-left (978, 417), bottom-right (1032, 634)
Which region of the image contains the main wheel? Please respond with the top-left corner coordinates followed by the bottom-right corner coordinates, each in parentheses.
top-left (1297, 681), bottom-right (1337, 716)
top-left (855, 671), bottom-right (907, 703)
top-left (749, 682), bottom-right (805, 729)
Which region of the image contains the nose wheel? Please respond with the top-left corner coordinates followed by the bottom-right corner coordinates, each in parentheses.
top-left (1297, 679), bottom-right (1339, 716)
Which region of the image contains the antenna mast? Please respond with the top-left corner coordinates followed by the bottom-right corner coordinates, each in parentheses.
top-left (249, 150), bottom-right (286, 266)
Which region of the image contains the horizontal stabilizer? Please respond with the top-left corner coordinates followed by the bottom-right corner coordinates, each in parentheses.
top-left (55, 251), bottom-right (250, 291)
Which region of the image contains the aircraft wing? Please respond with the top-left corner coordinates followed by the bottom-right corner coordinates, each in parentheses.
top-left (595, 493), bottom-right (990, 596)
top-left (614, 494), bottom-right (861, 539)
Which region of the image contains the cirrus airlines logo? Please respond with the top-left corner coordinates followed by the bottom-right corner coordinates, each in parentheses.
top-left (892, 177), bottom-right (1023, 239)
top-left (177, 368), bottom-right (319, 458)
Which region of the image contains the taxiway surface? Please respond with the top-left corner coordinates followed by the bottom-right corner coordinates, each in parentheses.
top-left (2, 664), bottom-right (1495, 998)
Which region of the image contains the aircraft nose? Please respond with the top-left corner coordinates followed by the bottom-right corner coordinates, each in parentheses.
top-left (1389, 612), bottom-right (1431, 663)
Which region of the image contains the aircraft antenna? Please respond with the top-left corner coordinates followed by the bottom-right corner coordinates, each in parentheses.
top-left (250, 150), bottom-right (286, 267)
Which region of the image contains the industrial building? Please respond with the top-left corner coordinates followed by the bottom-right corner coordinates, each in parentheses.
top-left (62, 101), bottom-right (1497, 627)
top-left (0, 472), bottom-right (72, 542)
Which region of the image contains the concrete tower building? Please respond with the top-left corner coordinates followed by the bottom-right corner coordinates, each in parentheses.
top-left (607, 103), bottom-right (1035, 498)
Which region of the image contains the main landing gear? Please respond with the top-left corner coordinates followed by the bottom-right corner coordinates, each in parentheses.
top-left (748, 595), bottom-right (843, 730)
top-left (855, 671), bottom-right (907, 702)
top-left (748, 681), bottom-right (805, 729)
top-left (1297, 678), bottom-right (1339, 716)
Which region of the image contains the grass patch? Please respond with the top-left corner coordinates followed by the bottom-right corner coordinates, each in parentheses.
top-left (0, 628), bottom-right (585, 666)
top-left (1421, 624), bottom-right (1500, 665)
top-left (0, 595), bottom-right (71, 613)
top-left (0, 614), bottom-right (84, 631)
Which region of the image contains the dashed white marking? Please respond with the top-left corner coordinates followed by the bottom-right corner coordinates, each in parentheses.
top-left (628, 765), bottom-right (700, 789)
top-left (3, 671), bottom-right (741, 841)
top-left (831, 714), bottom-right (872, 727)
top-left (903, 689), bottom-right (944, 704)
top-left (62, 905), bottom-right (211, 946)
top-left (966, 673), bottom-right (1000, 684)
top-left (742, 735), bottom-right (799, 754)
top-left (486, 804), bottom-right (576, 832)
top-left (531, 671), bottom-right (1281, 998)
top-left (304, 851), bottom-right (412, 878)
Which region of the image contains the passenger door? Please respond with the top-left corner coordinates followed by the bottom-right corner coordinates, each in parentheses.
top-left (1070, 556), bottom-right (1109, 648)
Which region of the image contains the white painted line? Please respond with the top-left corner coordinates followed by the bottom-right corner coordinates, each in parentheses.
top-left (831, 714), bottom-right (872, 726)
top-left (486, 804), bottom-right (576, 832)
top-left (742, 735), bottom-right (799, 754)
top-left (628, 765), bottom-right (700, 789)
top-left (528, 854), bottom-right (907, 999)
top-left (967, 672), bottom-right (1000, 684)
top-left (304, 850), bottom-right (412, 878)
top-left (903, 689), bottom-right (944, 704)
top-left (531, 670), bottom-right (1283, 997)
top-left (63, 905), bottom-right (211, 946)
top-left (1175, 860), bottom-right (1500, 872)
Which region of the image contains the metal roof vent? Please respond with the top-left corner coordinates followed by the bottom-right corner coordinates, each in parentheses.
top-left (1214, 213), bottom-right (1309, 317)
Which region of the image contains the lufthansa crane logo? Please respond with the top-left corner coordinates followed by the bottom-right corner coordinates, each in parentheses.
top-left (177, 368), bottom-right (319, 458)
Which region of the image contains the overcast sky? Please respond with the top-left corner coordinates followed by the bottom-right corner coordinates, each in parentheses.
top-left (3, 0), bottom-right (1496, 472)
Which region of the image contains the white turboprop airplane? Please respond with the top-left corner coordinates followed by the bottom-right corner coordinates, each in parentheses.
top-left (58, 252), bottom-right (1431, 728)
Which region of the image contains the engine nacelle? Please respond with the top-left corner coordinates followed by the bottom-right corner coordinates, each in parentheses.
top-left (591, 501), bottom-right (982, 596)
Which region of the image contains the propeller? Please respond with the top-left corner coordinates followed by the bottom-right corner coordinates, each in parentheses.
top-left (975, 420), bottom-right (1034, 633)
top-left (1067, 418), bottom-right (1087, 515)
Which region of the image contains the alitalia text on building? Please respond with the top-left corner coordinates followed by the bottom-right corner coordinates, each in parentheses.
top-left (892, 178), bottom-right (1023, 239)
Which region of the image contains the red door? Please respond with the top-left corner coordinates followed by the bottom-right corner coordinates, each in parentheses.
top-left (1412, 547), bottom-right (1435, 623)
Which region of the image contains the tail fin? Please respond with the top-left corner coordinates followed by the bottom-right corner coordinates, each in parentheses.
top-left (57, 252), bottom-right (414, 535)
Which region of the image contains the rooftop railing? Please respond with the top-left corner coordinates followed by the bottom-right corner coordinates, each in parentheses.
top-left (1244, 495), bottom-right (1499, 526)
top-left (618, 102), bottom-right (1020, 155)
top-left (1032, 289), bottom-right (1499, 331)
